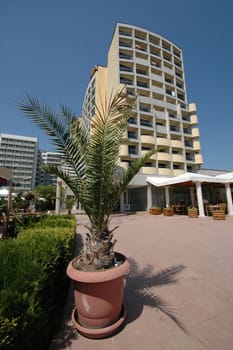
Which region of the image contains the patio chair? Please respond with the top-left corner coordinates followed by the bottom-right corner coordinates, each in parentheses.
top-left (219, 203), bottom-right (227, 213)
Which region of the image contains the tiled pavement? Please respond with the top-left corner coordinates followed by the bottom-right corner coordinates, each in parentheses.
top-left (49, 212), bottom-right (233, 350)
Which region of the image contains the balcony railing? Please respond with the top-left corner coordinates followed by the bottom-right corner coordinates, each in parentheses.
top-left (119, 53), bottom-right (132, 60)
top-left (140, 107), bottom-right (151, 113)
top-left (183, 128), bottom-right (192, 135)
top-left (169, 113), bottom-right (177, 119)
top-left (140, 120), bottom-right (152, 127)
top-left (120, 65), bottom-right (133, 72)
top-left (137, 81), bottom-right (149, 88)
top-left (119, 30), bottom-right (132, 37)
top-left (185, 141), bottom-right (193, 147)
top-left (128, 132), bottom-right (138, 139)
top-left (136, 69), bottom-right (148, 76)
top-left (128, 118), bottom-right (137, 125)
top-left (170, 126), bottom-right (180, 133)
top-left (119, 42), bottom-right (132, 48)
top-left (120, 78), bottom-right (133, 85)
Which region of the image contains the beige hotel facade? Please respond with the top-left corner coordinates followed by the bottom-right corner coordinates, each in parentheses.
top-left (82, 23), bottom-right (203, 211)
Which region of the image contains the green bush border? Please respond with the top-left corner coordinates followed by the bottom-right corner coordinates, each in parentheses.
top-left (0, 215), bottom-right (76, 349)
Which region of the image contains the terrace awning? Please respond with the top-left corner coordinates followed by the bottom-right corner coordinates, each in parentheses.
top-left (147, 172), bottom-right (228, 188)
top-left (146, 172), bottom-right (233, 216)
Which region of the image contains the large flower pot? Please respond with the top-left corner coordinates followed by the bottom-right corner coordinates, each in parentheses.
top-left (188, 208), bottom-right (198, 218)
top-left (66, 252), bottom-right (130, 339)
top-left (213, 210), bottom-right (225, 220)
top-left (163, 208), bottom-right (174, 216)
top-left (149, 207), bottom-right (162, 215)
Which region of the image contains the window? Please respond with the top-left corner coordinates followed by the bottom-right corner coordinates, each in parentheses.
top-left (128, 131), bottom-right (137, 139)
top-left (129, 146), bottom-right (138, 155)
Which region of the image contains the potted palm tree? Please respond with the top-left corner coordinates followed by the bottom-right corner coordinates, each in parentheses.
top-left (18, 89), bottom-right (156, 338)
top-left (163, 206), bottom-right (174, 216)
top-left (187, 206), bottom-right (198, 218)
top-left (149, 205), bottom-right (162, 215)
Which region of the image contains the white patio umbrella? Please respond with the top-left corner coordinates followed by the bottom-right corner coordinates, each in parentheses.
top-left (0, 188), bottom-right (16, 198)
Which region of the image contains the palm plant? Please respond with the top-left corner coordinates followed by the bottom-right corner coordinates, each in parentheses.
top-left (18, 89), bottom-right (156, 271)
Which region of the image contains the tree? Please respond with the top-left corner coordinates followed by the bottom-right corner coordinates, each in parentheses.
top-left (34, 184), bottom-right (56, 210)
top-left (18, 88), bottom-right (156, 270)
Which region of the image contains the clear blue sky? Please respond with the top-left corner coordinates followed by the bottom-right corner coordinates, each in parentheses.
top-left (1, 0), bottom-right (232, 170)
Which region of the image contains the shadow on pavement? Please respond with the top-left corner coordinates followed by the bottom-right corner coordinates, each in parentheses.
top-left (50, 248), bottom-right (188, 348)
top-left (124, 259), bottom-right (188, 334)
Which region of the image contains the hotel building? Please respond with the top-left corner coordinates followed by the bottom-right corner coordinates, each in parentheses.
top-left (82, 23), bottom-right (203, 210)
top-left (0, 133), bottom-right (38, 192)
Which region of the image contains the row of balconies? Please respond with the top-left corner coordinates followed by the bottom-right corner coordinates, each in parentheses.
top-left (119, 41), bottom-right (182, 66)
top-left (118, 29), bottom-right (182, 59)
top-left (120, 63), bottom-right (183, 85)
top-left (119, 52), bottom-right (183, 77)
top-left (119, 145), bottom-right (202, 164)
top-left (119, 162), bottom-right (202, 176)
top-left (126, 127), bottom-right (200, 142)
top-left (120, 70), bottom-right (185, 95)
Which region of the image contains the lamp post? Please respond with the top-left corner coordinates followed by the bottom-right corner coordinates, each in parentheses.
top-left (55, 177), bottom-right (62, 215)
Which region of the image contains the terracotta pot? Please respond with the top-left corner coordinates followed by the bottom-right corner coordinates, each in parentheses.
top-left (66, 252), bottom-right (130, 338)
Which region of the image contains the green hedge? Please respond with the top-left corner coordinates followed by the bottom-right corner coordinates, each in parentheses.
top-left (0, 215), bottom-right (76, 350)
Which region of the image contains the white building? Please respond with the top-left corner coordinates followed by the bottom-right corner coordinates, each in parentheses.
top-left (82, 23), bottom-right (203, 210)
top-left (0, 133), bottom-right (38, 192)
top-left (39, 151), bottom-right (63, 185)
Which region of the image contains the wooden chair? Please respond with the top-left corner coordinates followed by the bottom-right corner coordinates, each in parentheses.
top-left (205, 205), bottom-right (214, 216)
top-left (219, 203), bottom-right (227, 213)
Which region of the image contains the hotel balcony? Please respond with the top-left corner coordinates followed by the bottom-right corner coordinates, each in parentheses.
top-left (122, 131), bottom-right (128, 141)
top-left (173, 169), bottom-right (185, 176)
top-left (119, 144), bottom-right (128, 157)
top-left (135, 56), bottom-right (149, 66)
top-left (192, 128), bottom-right (200, 138)
top-left (157, 137), bottom-right (170, 146)
top-left (195, 154), bottom-right (203, 164)
top-left (151, 72), bottom-right (163, 82)
top-left (141, 166), bottom-right (157, 175)
top-left (172, 154), bottom-right (185, 163)
top-left (189, 103), bottom-right (197, 113)
top-left (158, 168), bottom-right (173, 176)
top-left (118, 161), bottom-right (129, 170)
top-left (157, 152), bottom-right (171, 161)
top-left (193, 140), bottom-right (201, 151)
top-left (190, 115), bottom-right (198, 125)
top-left (141, 150), bottom-right (157, 160)
top-left (171, 139), bottom-right (183, 148)
top-left (141, 135), bottom-right (155, 145)
top-left (151, 86), bottom-right (164, 95)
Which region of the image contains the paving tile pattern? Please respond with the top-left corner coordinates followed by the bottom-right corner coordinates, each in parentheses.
top-left (50, 213), bottom-right (233, 350)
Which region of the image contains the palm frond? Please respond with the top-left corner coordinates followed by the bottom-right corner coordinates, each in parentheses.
top-left (18, 96), bottom-right (88, 180)
top-left (99, 149), bottom-right (157, 217)
top-left (17, 96), bottom-right (70, 151)
top-left (44, 164), bottom-right (79, 198)
top-left (80, 89), bottom-right (135, 230)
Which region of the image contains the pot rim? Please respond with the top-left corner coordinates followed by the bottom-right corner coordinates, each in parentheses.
top-left (66, 252), bottom-right (130, 283)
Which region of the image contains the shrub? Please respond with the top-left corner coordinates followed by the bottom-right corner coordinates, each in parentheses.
top-left (0, 215), bottom-right (76, 349)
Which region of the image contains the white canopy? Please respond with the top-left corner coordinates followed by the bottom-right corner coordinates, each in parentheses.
top-left (147, 172), bottom-right (231, 187)
top-left (0, 188), bottom-right (16, 198)
top-left (215, 172), bottom-right (233, 181)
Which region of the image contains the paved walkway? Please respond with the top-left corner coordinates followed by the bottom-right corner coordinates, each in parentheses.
top-left (49, 212), bottom-right (233, 350)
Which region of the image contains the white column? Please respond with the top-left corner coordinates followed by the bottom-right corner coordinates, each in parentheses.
top-left (55, 178), bottom-right (62, 215)
top-left (225, 183), bottom-right (233, 215)
top-left (165, 186), bottom-right (170, 207)
top-left (190, 187), bottom-right (195, 207)
top-left (147, 183), bottom-right (152, 210)
top-left (120, 193), bottom-right (124, 213)
top-left (195, 181), bottom-right (205, 217)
